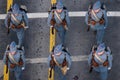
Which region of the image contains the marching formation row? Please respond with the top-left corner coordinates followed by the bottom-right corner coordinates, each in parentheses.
top-left (2, 0), bottom-right (113, 80)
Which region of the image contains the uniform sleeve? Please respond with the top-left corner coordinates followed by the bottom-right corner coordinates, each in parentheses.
top-left (66, 53), bottom-right (72, 69)
top-left (85, 12), bottom-right (89, 26)
top-left (88, 52), bottom-right (92, 66)
top-left (107, 52), bottom-right (112, 68)
top-left (3, 51), bottom-right (8, 64)
top-left (48, 54), bottom-right (52, 68)
top-left (47, 11), bottom-right (53, 27)
top-left (103, 10), bottom-right (108, 28)
top-left (4, 12), bottom-right (11, 28)
top-left (22, 11), bottom-right (28, 27)
top-left (65, 10), bottom-right (70, 27)
top-left (21, 50), bottom-right (26, 68)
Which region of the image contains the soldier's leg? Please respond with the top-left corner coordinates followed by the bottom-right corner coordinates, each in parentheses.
top-left (54, 66), bottom-right (67, 80)
top-left (58, 30), bottom-right (66, 45)
top-left (14, 67), bottom-right (22, 80)
top-left (16, 28), bottom-right (25, 48)
top-left (99, 71), bottom-right (108, 80)
top-left (54, 66), bottom-right (62, 80)
top-left (96, 29), bottom-right (105, 45)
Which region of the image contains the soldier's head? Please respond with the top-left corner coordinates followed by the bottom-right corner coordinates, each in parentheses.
top-left (12, 4), bottom-right (20, 13)
top-left (96, 43), bottom-right (105, 55)
top-left (54, 44), bottom-right (63, 56)
top-left (10, 41), bottom-right (17, 55)
top-left (93, 1), bottom-right (101, 13)
top-left (56, 1), bottom-right (64, 13)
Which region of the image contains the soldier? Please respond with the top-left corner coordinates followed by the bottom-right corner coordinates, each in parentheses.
top-left (48, 44), bottom-right (72, 80)
top-left (48, 1), bottom-right (70, 45)
top-left (3, 41), bottom-right (25, 80)
top-left (5, 3), bottom-right (28, 49)
top-left (85, 1), bottom-right (108, 45)
top-left (88, 43), bottom-right (112, 80)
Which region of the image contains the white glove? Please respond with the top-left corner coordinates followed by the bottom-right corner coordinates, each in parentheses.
top-left (50, 25), bottom-right (53, 28)
top-left (67, 67), bottom-right (70, 70)
top-left (24, 26), bottom-right (29, 30)
top-left (108, 67), bottom-right (111, 70)
top-left (22, 67), bottom-right (25, 70)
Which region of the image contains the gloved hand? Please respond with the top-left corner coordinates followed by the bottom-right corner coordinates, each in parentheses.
top-left (24, 26), bottom-right (29, 30)
top-left (22, 67), bottom-right (25, 71)
top-left (67, 67), bottom-right (70, 70)
top-left (108, 67), bottom-right (111, 70)
top-left (50, 25), bottom-right (53, 28)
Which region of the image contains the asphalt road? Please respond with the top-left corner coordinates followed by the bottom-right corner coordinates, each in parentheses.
top-left (0, 0), bottom-right (120, 80)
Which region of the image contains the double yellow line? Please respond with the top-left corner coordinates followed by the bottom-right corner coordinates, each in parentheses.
top-left (48, 0), bottom-right (57, 80)
top-left (3, 0), bottom-right (13, 80)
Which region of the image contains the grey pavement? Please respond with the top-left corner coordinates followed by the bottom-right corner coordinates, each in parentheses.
top-left (0, 0), bottom-right (120, 80)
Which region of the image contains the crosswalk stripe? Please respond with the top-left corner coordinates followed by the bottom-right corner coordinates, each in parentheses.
top-left (0, 55), bottom-right (88, 64)
top-left (0, 11), bottom-right (120, 20)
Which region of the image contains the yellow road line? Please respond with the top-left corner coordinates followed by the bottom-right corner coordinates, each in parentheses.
top-left (51, 0), bottom-right (57, 5)
top-left (4, 0), bottom-right (13, 80)
top-left (7, 0), bottom-right (13, 11)
top-left (48, 0), bottom-right (57, 80)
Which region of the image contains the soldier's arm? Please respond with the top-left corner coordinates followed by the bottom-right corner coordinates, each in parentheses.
top-left (107, 52), bottom-right (112, 68)
top-left (65, 10), bottom-right (70, 27)
top-left (47, 11), bottom-right (53, 27)
top-left (66, 53), bottom-right (72, 69)
top-left (4, 12), bottom-right (11, 28)
top-left (22, 11), bottom-right (29, 27)
top-left (21, 50), bottom-right (26, 68)
top-left (48, 53), bottom-right (52, 68)
top-left (103, 10), bottom-right (108, 28)
top-left (88, 52), bottom-right (92, 66)
top-left (85, 12), bottom-right (89, 26)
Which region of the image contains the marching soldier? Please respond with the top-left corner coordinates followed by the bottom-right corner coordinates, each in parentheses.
top-left (3, 41), bottom-right (25, 80)
top-left (48, 1), bottom-right (70, 45)
top-left (85, 1), bottom-right (108, 45)
top-left (5, 3), bottom-right (29, 49)
top-left (88, 43), bottom-right (112, 80)
top-left (48, 44), bottom-right (72, 80)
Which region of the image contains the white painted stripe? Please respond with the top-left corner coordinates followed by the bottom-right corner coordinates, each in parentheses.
top-left (0, 11), bottom-right (120, 19)
top-left (0, 55), bottom-right (88, 64)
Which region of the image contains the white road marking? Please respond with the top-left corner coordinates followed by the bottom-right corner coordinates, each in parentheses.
top-left (0, 11), bottom-right (120, 19)
top-left (0, 55), bottom-right (88, 64)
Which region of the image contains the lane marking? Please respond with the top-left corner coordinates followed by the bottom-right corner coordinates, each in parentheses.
top-left (0, 55), bottom-right (88, 64)
top-left (3, 0), bottom-right (13, 80)
top-left (1, 11), bottom-right (120, 19)
top-left (48, 0), bottom-right (56, 80)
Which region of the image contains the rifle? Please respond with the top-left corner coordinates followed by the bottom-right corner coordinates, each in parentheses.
top-left (89, 55), bottom-right (94, 73)
top-left (49, 54), bottom-right (56, 78)
top-left (6, 55), bottom-right (9, 74)
top-left (49, 47), bottom-right (55, 78)
top-left (7, 17), bottom-right (11, 35)
top-left (87, 3), bottom-right (92, 32)
top-left (89, 46), bottom-right (97, 73)
top-left (7, 5), bottom-right (12, 35)
top-left (50, 11), bottom-right (56, 35)
top-left (87, 25), bottom-right (90, 32)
